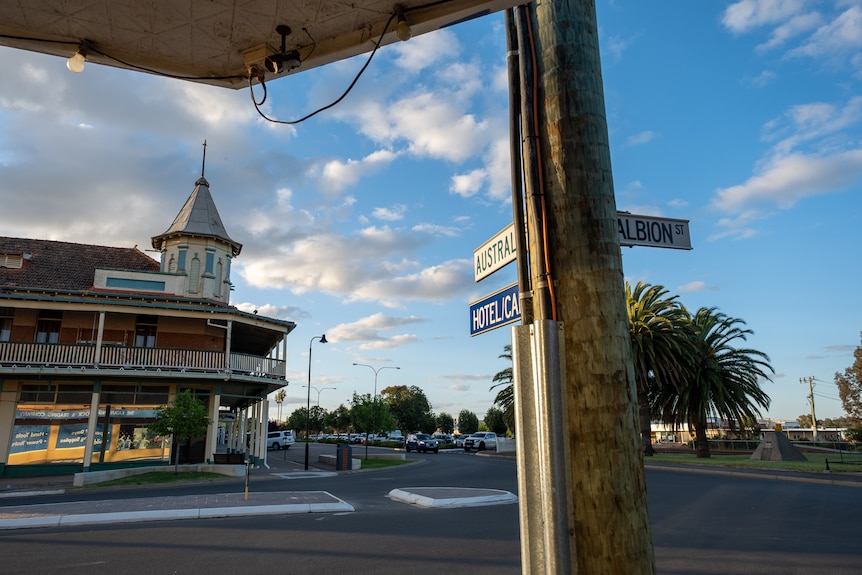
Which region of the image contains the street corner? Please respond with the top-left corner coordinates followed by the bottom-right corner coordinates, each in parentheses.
top-left (388, 486), bottom-right (517, 508)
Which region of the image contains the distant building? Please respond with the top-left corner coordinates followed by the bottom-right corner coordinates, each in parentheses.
top-left (0, 172), bottom-right (295, 477)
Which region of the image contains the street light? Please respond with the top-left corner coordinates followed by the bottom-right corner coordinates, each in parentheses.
top-left (353, 363), bottom-right (400, 459)
top-left (305, 334), bottom-right (327, 470)
top-left (303, 385), bottom-right (337, 409)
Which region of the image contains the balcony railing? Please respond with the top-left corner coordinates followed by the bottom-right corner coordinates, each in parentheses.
top-left (0, 342), bottom-right (285, 379)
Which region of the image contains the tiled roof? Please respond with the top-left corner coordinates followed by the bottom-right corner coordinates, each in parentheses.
top-left (0, 236), bottom-right (160, 291)
top-left (151, 177), bottom-right (242, 256)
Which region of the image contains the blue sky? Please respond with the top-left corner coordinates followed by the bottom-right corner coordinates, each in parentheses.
top-left (1, 1), bottom-right (861, 424)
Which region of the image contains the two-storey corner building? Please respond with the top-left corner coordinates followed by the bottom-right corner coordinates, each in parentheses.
top-left (0, 174), bottom-right (296, 478)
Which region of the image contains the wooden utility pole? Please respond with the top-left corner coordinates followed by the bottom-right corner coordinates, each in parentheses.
top-left (513, 1), bottom-right (655, 572)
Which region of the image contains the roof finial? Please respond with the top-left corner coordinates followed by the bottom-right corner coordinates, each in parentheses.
top-left (201, 139), bottom-right (207, 179)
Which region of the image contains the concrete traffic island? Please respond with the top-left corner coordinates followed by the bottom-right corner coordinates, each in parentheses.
top-left (388, 486), bottom-right (517, 508)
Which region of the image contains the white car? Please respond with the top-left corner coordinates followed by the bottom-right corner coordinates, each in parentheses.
top-left (266, 431), bottom-right (295, 450)
top-left (463, 432), bottom-right (497, 452)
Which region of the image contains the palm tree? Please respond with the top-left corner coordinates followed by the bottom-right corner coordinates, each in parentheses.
top-left (489, 345), bottom-right (515, 433)
top-left (626, 282), bottom-right (694, 456)
top-left (274, 389), bottom-right (286, 423)
top-left (652, 307), bottom-right (773, 458)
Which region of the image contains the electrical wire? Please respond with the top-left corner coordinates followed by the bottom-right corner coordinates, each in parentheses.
top-left (249, 11), bottom-right (397, 126)
top-left (522, 5), bottom-right (558, 321)
top-left (0, 33), bottom-right (247, 83)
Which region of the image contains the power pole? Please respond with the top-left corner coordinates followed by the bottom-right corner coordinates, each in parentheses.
top-left (509, 1), bottom-right (655, 573)
top-left (802, 376), bottom-right (818, 441)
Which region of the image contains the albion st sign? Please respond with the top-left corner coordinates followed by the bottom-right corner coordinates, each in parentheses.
top-left (617, 212), bottom-right (691, 250)
top-left (469, 282), bottom-right (520, 337)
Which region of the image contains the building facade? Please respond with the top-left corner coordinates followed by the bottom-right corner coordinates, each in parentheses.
top-left (0, 175), bottom-right (295, 477)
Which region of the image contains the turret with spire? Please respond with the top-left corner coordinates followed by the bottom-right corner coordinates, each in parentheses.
top-left (151, 141), bottom-right (241, 303)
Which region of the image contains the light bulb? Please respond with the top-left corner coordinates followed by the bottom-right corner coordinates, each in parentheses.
top-left (396, 20), bottom-right (412, 42)
top-left (67, 51), bottom-right (86, 73)
top-left (395, 6), bottom-right (412, 42)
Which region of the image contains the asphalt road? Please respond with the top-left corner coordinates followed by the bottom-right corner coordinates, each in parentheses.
top-left (1, 446), bottom-right (861, 574)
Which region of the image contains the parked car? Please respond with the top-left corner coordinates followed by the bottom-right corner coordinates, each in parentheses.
top-left (464, 431), bottom-right (497, 452)
top-left (405, 433), bottom-right (439, 453)
top-left (454, 435), bottom-right (467, 447)
top-left (266, 431), bottom-right (295, 450)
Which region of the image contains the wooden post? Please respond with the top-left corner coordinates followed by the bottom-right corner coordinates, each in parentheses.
top-left (524, 1), bottom-right (656, 572)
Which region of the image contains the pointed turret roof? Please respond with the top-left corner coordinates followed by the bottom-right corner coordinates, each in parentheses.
top-left (151, 176), bottom-right (242, 256)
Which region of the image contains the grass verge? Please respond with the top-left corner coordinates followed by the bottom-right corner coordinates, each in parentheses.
top-left (84, 471), bottom-right (231, 488)
top-left (650, 452), bottom-right (862, 473)
top-left (357, 458), bottom-right (411, 470)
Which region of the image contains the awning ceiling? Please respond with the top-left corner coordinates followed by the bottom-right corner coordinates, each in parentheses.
top-left (0, 0), bottom-right (522, 89)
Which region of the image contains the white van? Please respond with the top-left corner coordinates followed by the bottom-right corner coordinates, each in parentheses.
top-left (266, 430), bottom-right (295, 450)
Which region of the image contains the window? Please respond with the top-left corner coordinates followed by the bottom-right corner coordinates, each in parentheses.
top-left (134, 315), bottom-right (158, 348)
top-left (0, 307), bottom-right (12, 342)
top-left (0, 253), bottom-right (24, 269)
top-left (35, 311), bottom-right (62, 343)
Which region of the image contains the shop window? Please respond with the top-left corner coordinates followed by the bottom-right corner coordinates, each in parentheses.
top-left (35, 310), bottom-right (62, 343)
top-left (19, 383), bottom-right (54, 403)
top-left (56, 384), bottom-right (93, 405)
top-left (134, 315), bottom-right (158, 348)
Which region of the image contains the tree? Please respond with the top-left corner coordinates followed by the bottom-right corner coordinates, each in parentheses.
top-left (380, 385), bottom-right (435, 432)
top-left (286, 407), bottom-right (308, 435)
top-left (325, 405), bottom-right (351, 434)
top-left (489, 345), bottom-right (516, 433)
top-left (274, 388), bottom-right (286, 422)
top-left (626, 281), bottom-right (695, 456)
top-left (796, 414), bottom-right (813, 428)
top-left (484, 407), bottom-right (508, 435)
top-left (836, 332), bottom-right (862, 424)
top-left (652, 307), bottom-right (773, 458)
top-left (436, 412), bottom-right (455, 434)
top-left (458, 409), bottom-right (479, 435)
top-left (149, 389), bottom-right (211, 473)
top-left (349, 393), bottom-right (395, 436)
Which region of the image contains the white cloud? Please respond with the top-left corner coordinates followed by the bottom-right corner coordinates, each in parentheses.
top-left (392, 29), bottom-right (461, 72)
top-left (411, 223), bottom-right (461, 237)
top-left (626, 131), bottom-right (656, 146)
top-left (709, 209), bottom-right (770, 241)
top-left (722, 0), bottom-right (806, 33)
top-left (327, 313), bottom-right (425, 349)
top-left (346, 259), bottom-right (473, 307)
top-left (712, 149), bottom-right (862, 212)
top-left (318, 149), bottom-right (399, 194)
top-left (757, 12), bottom-right (822, 51)
top-left (712, 96), bottom-right (862, 216)
top-left (450, 169), bottom-right (487, 197)
top-left (677, 281), bottom-right (707, 293)
top-left (372, 204), bottom-right (407, 221)
top-left (788, 6), bottom-right (862, 58)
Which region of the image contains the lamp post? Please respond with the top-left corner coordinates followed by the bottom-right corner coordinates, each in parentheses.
top-left (303, 385), bottom-right (337, 410)
top-left (305, 334), bottom-right (327, 470)
top-left (353, 363), bottom-right (399, 459)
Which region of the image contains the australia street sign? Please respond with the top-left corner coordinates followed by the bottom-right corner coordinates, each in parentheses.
top-left (474, 223), bottom-right (517, 282)
top-left (618, 212), bottom-right (691, 250)
top-left (469, 282), bottom-right (521, 337)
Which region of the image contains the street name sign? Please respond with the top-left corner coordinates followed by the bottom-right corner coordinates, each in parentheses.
top-left (469, 282), bottom-right (521, 337)
top-left (618, 212), bottom-right (691, 250)
top-left (474, 223), bottom-right (517, 282)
